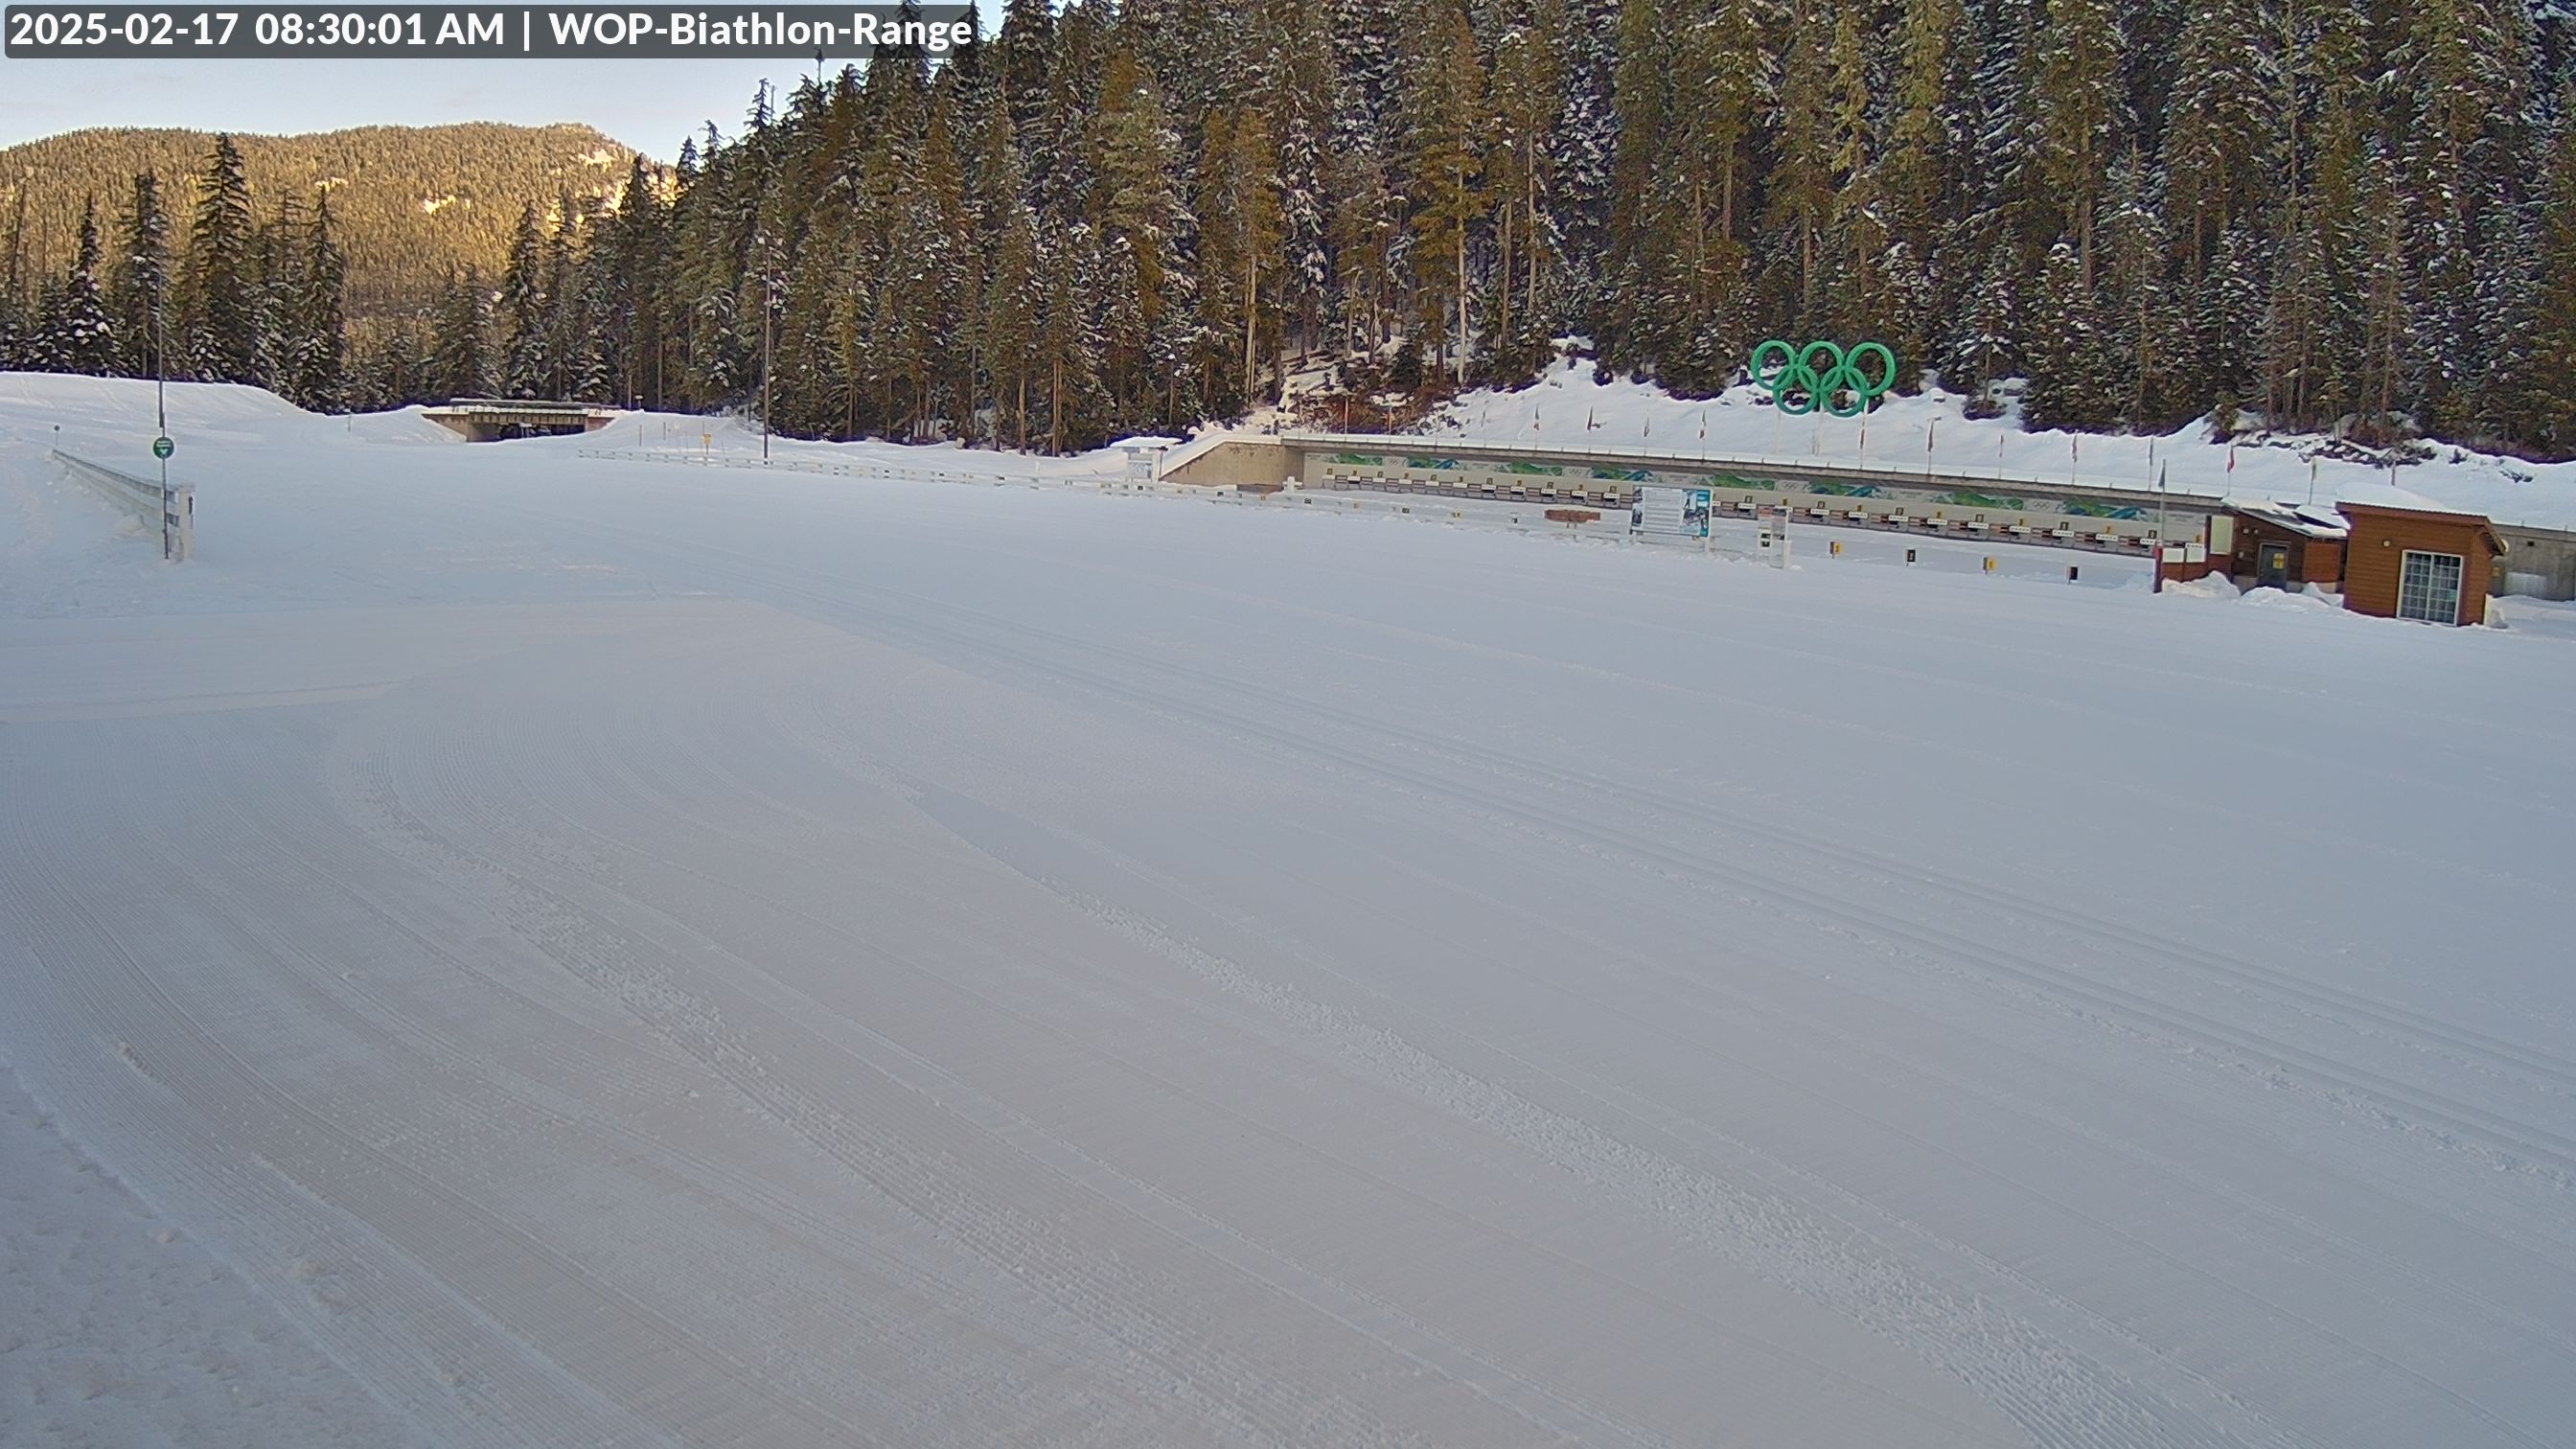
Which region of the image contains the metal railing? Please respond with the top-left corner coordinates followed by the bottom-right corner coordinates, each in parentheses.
top-left (573, 447), bottom-right (1102, 489)
top-left (1275, 429), bottom-right (2233, 506)
top-left (52, 448), bottom-right (191, 562)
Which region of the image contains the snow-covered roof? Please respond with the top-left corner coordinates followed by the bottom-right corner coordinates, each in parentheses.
top-left (2328, 479), bottom-right (2484, 518)
top-left (2224, 497), bottom-right (2350, 540)
top-left (2332, 482), bottom-right (2509, 552)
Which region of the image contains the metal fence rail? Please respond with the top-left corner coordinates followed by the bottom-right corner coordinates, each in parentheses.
top-left (52, 448), bottom-right (191, 561)
top-left (1276, 428), bottom-right (2237, 505)
top-left (574, 447), bottom-right (1063, 489)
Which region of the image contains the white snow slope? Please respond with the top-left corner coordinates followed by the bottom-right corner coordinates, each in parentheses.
top-left (3, 373), bottom-right (2572, 1449)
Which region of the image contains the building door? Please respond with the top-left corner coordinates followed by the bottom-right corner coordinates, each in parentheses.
top-left (2257, 541), bottom-right (2291, 588)
top-left (2398, 550), bottom-right (2465, 624)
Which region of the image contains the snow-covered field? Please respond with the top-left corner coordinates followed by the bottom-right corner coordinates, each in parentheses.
top-left (3, 375), bottom-right (2572, 1449)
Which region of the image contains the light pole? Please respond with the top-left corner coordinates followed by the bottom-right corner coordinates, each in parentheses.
top-left (761, 278), bottom-right (775, 463)
top-left (155, 304), bottom-right (172, 561)
top-left (2154, 461), bottom-right (2171, 593)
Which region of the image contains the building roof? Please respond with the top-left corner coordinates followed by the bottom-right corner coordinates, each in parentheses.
top-left (2226, 497), bottom-right (2350, 540)
top-left (2331, 478), bottom-right (2477, 517)
top-left (2335, 493), bottom-right (2507, 554)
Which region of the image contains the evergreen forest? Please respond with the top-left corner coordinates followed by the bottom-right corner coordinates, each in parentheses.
top-left (4, 0), bottom-right (2575, 459)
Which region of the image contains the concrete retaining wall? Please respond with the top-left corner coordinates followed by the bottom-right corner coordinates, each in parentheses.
top-left (1162, 440), bottom-right (1295, 488)
top-left (2496, 526), bottom-right (2576, 600)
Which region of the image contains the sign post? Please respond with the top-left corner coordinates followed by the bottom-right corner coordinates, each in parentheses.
top-left (761, 277), bottom-right (777, 463)
top-left (152, 434), bottom-right (174, 560)
top-left (154, 300), bottom-right (173, 560)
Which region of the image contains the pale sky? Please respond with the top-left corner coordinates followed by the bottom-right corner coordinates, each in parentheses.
top-left (0, 12), bottom-right (989, 158)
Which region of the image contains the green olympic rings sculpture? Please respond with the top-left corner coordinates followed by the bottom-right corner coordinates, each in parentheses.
top-left (1750, 338), bottom-right (1898, 418)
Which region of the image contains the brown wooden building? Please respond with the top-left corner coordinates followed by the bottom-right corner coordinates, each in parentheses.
top-left (2338, 500), bottom-right (2505, 627)
top-left (2223, 500), bottom-right (2348, 591)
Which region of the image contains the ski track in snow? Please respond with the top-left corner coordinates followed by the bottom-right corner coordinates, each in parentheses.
top-left (2, 377), bottom-right (2572, 1448)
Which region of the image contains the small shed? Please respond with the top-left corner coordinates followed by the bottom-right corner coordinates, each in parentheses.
top-left (2223, 499), bottom-right (2348, 591)
top-left (2337, 497), bottom-right (2505, 627)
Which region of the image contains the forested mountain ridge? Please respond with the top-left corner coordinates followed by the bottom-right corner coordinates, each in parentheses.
top-left (0, 123), bottom-right (636, 315)
top-left (6, 1), bottom-right (2576, 461)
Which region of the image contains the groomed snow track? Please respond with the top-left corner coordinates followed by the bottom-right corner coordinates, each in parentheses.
top-left (3, 379), bottom-right (2573, 1449)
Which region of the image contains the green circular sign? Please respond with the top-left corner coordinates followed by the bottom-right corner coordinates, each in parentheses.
top-left (151, 436), bottom-right (174, 460)
top-left (1751, 339), bottom-right (1898, 418)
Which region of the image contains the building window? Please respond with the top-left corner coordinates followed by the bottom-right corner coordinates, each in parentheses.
top-left (2398, 549), bottom-right (2464, 624)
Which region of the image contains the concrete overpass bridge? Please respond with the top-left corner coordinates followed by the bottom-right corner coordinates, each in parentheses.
top-left (423, 400), bottom-right (615, 442)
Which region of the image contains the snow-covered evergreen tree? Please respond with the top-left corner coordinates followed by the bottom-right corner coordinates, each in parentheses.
top-left (2022, 237), bottom-right (2113, 430)
top-left (2159, 0), bottom-right (2267, 279)
top-left (49, 196), bottom-right (115, 375)
top-left (177, 134), bottom-right (259, 382)
top-left (429, 265), bottom-right (492, 401)
top-left (2529, 97), bottom-right (2576, 453)
top-left (2033, 0), bottom-right (2127, 287)
top-left (108, 172), bottom-right (171, 379)
top-left (496, 202), bottom-right (550, 398)
top-left (1397, 0), bottom-right (1486, 382)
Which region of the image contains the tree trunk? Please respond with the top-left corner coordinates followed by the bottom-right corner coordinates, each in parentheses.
top-left (1455, 220), bottom-right (1469, 384)
top-left (1721, 151), bottom-right (1736, 246)
top-left (1690, 173), bottom-right (1706, 312)
top-left (1526, 169), bottom-right (1541, 318)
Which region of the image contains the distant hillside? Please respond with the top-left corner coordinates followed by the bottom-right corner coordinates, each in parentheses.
top-left (0, 123), bottom-right (640, 316)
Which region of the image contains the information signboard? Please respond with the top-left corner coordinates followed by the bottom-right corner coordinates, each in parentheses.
top-left (1630, 486), bottom-right (1711, 540)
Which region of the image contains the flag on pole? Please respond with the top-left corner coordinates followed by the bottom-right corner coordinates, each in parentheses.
top-left (2227, 442), bottom-right (2237, 473)
top-left (1698, 410), bottom-right (1707, 441)
top-left (1927, 417), bottom-right (1936, 454)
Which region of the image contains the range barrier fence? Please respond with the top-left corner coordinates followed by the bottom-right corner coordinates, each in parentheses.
top-left (52, 448), bottom-right (191, 561)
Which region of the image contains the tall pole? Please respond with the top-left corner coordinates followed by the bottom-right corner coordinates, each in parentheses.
top-left (2143, 461), bottom-right (2163, 569)
top-left (156, 305), bottom-right (171, 561)
top-left (761, 279), bottom-right (773, 463)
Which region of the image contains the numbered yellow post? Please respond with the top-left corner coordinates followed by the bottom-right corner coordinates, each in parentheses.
top-left (1828, 540), bottom-right (1842, 558)
top-left (1983, 557), bottom-right (1997, 573)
